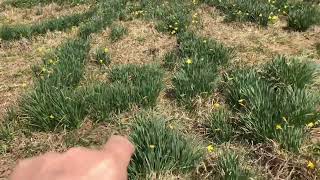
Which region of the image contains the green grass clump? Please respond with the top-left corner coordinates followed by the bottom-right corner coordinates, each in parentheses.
top-left (20, 38), bottom-right (90, 132)
top-left (132, 0), bottom-right (196, 35)
top-left (95, 48), bottom-right (111, 66)
top-left (129, 113), bottom-right (203, 178)
top-left (177, 32), bottom-right (232, 66)
top-left (287, 2), bottom-right (319, 31)
top-left (216, 150), bottom-right (251, 180)
top-left (109, 64), bottom-right (164, 107)
top-left (163, 50), bottom-right (180, 70)
top-left (84, 83), bottom-right (133, 121)
top-left (208, 109), bottom-right (234, 144)
top-left (109, 24), bottom-right (128, 42)
top-left (274, 125), bottom-right (306, 152)
top-left (0, 25), bottom-right (32, 41)
top-left (35, 38), bottom-right (90, 88)
top-left (85, 65), bottom-right (164, 121)
top-left (223, 57), bottom-right (318, 152)
top-left (0, 9), bottom-right (95, 41)
top-left (172, 32), bottom-right (232, 105)
top-left (205, 0), bottom-right (288, 26)
top-left (78, 0), bottom-right (127, 37)
top-left (20, 83), bottom-right (87, 131)
top-left (1, 0), bottom-right (89, 8)
top-left (205, 0), bottom-right (319, 31)
top-left (260, 56), bottom-right (316, 89)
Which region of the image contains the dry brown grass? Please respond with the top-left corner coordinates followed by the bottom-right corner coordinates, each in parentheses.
top-left (0, 3), bottom-right (90, 25)
top-left (194, 5), bottom-right (320, 66)
top-left (83, 20), bottom-right (177, 83)
top-left (109, 20), bottom-right (176, 67)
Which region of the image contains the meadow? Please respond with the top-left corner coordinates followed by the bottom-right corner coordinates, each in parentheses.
top-left (0, 0), bottom-right (320, 179)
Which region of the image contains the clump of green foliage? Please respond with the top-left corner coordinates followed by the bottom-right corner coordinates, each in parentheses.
top-left (163, 50), bottom-right (180, 70)
top-left (78, 0), bottom-right (127, 37)
top-left (110, 24), bottom-right (128, 42)
top-left (129, 112), bottom-right (203, 178)
top-left (20, 37), bottom-right (90, 132)
top-left (95, 48), bottom-right (111, 66)
top-left (36, 38), bottom-right (90, 88)
top-left (2, 0), bottom-right (89, 8)
top-left (208, 109), bottom-right (235, 144)
top-left (223, 56), bottom-right (318, 152)
top-left (205, 0), bottom-right (319, 31)
top-left (20, 83), bottom-right (87, 131)
top-left (85, 64), bottom-right (164, 121)
top-left (260, 56), bottom-right (316, 89)
top-left (109, 64), bottom-right (164, 107)
top-left (205, 0), bottom-right (288, 26)
top-left (0, 9), bottom-right (95, 41)
top-left (172, 32), bottom-right (232, 106)
top-left (287, 2), bottom-right (319, 31)
top-left (128, 0), bottom-right (197, 35)
top-left (216, 150), bottom-right (251, 180)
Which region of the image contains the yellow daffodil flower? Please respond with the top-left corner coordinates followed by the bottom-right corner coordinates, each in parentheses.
top-left (307, 122), bottom-right (314, 128)
top-left (276, 124), bottom-right (283, 130)
top-left (186, 58), bottom-right (192, 64)
top-left (307, 161), bottom-right (315, 169)
top-left (149, 145), bottom-right (156, 149)
top-left (207, 145), bottom-right (215, 153)
top-left (49, 115), bottom-right (54, 119)
top-left (213, 103), bottom-right (221, 109)
top-left (104, 48), bottom-right (109, 53)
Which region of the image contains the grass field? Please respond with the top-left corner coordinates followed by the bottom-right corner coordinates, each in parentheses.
top-left (0, 0), bottom-right (320, 179)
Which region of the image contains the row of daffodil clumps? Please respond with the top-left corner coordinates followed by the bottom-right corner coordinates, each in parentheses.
top-left (124, 0), bottom-right (319, 178)
top-left (0, 0), bottom-right (90, 8)
top-left (0, 0), bottom-right (205, 179)
top-left (0, 0), bottom-right (319, 179)
top-left (204, 0), bottom-right (320, 31)
top-left (163, 33), bottom-right (319, 178)
top-left (0, 2), bottom-right (97, 41)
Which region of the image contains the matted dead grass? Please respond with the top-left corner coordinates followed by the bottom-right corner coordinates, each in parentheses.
top-left (109, 20), bottom-right (177, 67)
top-left (0, 3), bottom-right (90, 25)
top-left (194, 5), bottom-right (320, 66)
top-left (84, 20), bottom-right (177, 83)
top-left (0, 29), bottom-right (78, 119)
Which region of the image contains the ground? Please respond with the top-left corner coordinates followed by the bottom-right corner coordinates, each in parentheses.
top-left (0, 0), bottom-right (320, 179)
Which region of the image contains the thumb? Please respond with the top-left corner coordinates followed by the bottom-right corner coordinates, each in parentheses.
top-left (103, 135), bottom-right (135, 168)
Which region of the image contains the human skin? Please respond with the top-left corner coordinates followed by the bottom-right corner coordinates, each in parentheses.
top-left (10, 136), bottom-right (135, 180)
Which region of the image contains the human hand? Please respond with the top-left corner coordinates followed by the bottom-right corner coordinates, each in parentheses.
top-left (10, 135), bottom-right (134, 180)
